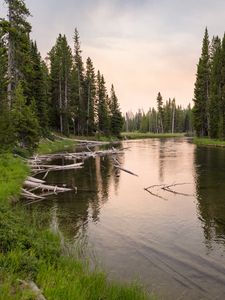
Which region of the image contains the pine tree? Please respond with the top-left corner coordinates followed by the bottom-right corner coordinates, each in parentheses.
top-left (109, 85), bottom-right (123, 136)
top-left (96, 71), bottom-right (110, 135)
top-left (84, 57), bottom-right (96, 135)
top-left (28, 41), bottom-right (49, 134)
top-left (11, 82), bottom-right (40, 153)
top-left (193, 28), bottom-right (210, 137)
top-left (73, 28), bottom-right (85, 135)
top-left (49, 34), bottom-right (72, 135)
top-left (157, 92), bottom-right (164, 133)
top-left (209, 36), bottom-right (221, 138)
top-left (0, 28), bottom-right (15, 151)
top-left (3, 0), bottom-right (31, 108)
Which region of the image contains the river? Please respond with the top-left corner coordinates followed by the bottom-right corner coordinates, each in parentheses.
top-left (33, 138), bottom-right (225, 299)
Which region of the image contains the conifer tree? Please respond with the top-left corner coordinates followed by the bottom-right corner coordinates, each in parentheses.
top-left (28, 41), bottom-right (49, 134)
top-left (96, 71), bottom-right (110, 134)
top-left (73, 28), bottom-right (85, 135)
top-left (49, 34), bottom-right (72, 135)
top-left (109, 85), bottom-right (123, 136)
top-left (193, 28), bottom-right (210, 137)
top-left (84, 57), bottom-right (96, 135)
top-left (157, 92), bottom-right (164, 133)
top-left (0, 29), bottom-right (15, 151)
top-left (218, 34), bottom-right (225, 140)
top-left (209, 36), bottom-right (221, 138)
top-left (11, 82), bottom-right (40, 153)
top-left (3, 0), bottom-right (31, 108)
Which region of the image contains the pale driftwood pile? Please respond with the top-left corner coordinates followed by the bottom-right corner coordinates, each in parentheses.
top-left (22, 146), bottom-right (129, 204)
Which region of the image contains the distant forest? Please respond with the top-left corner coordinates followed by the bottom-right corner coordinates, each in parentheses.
top-left (124, 94), bottom-right (193, 134)
top-left (0, 0), bottom-right (123, 153)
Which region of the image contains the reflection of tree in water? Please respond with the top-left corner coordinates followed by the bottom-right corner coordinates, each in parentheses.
top-left (194, 147), bottom-right (225, 248)
top-left (158, 139), bottom-right (166, 181)
top-left (37, 150), bottom-right (122, 241)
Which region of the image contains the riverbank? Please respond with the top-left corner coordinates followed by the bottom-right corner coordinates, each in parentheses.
top-left (121, 132), bottom-right (184, 140)
top-left (0, 147), bottom-right (153, 299)
top-left (193, 137), bottom-right (225, 147)
top-left (38, 138), bottom-right (77, 154)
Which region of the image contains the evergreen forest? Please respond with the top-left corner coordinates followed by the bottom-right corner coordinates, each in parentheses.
top-left (124, 93), bottom-right (193, 134)
top-left (0, 0), bottom-right (123, 154)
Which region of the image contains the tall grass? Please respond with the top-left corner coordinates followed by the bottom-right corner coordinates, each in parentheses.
top-left (0, 154), bottom-right (28, 204)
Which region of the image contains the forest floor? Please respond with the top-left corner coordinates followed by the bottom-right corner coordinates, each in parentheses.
top-left (0, 140), bottom-right (155, 300)
top-left (193, 137), bottom-right (225, 147)
top-left (121, 132), bottom-right (185, 139)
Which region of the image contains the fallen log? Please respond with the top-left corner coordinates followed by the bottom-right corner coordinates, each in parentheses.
top-left (114, 165), bottom-right (138, 177)
top-left (18, 280), bottom-right (46, 300)
top-left (27, 176), bottom-right (46, 184)
top-left (21, 188), bottom-right (45, 200)
top-left (31, 148), bottom-right (124, 162)
top-left (24, 180), bottom-right (72, 193)
top-left (31, 162), bottom-right (83, 170)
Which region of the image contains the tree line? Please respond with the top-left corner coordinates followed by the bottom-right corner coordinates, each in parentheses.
top-left (0, 0), bottom-right (123, 154)
top-left (193, 28), bottom-right (225, 139)
top-left (124, 93), bottom-right (193, 134)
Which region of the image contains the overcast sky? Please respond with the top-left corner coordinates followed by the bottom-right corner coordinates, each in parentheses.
top-left (1, 0), bottom-right (225, 112)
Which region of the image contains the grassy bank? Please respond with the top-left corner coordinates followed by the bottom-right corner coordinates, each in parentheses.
top-left (121, 132), bottom-right (184, 140)
top-left (38, 138), bottom-right (78, 154)
top-left (0, 152), bottom-right (154, 300)
top-left (193, 137), bottom-right (225, 147)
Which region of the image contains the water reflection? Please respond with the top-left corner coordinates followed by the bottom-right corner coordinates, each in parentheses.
top-left (39, 151), bottom-right (122, 241)
top-left (194, 146), bottom-right (225, 248)
top-left (30, 139), bottom-right (225, 300)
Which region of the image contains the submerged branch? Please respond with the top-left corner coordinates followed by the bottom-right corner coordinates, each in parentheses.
top-left (144, 182), bottom-right (193, 200)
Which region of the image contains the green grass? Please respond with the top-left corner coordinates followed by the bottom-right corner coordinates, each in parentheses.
top-left (0, 153), bottom-right (155, 299)
top-left (121, 132), bottom-right (184, 140)
top-left (0, 154), bottom-right (29, 204)
top-left (38, 138), bottom-right (77, 154)
top-left (193, 137), bottom-right (225, 147)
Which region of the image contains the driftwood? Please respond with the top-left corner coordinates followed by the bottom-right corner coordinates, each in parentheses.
top-left (21, 188), bottom-right (45, 200)
top-left (112, 156), bottom-right (138, 177)
top-left (144, 182), bottom-right (192, 200)
top-left (22, 146), bottom-right (126, 203)
top-left (31, 148), bottom-right (124, 163)
top-left (161, 183), bottom-right (193, 197)
top-left (18, 280), bottom-right (46, 300)
top-left (144, 185), bottom-right (168, 201)
top-left (24, 180), bottom-right (72, 193)
top-left (114, 165), bottom-right (138, 177)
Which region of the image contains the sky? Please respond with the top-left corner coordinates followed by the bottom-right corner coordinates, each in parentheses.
top-left (1, 0), bottom-right (225, 113)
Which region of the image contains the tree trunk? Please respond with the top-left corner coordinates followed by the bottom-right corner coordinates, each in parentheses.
top-left (59, 77), bottom-right (63, 133)
top-left (7, 1), bottom-right (13, 109)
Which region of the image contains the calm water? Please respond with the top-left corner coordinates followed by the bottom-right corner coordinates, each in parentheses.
top-left (34, 138), bottom-right (225, 299)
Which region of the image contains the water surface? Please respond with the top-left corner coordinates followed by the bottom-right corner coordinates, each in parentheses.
top-left (34, 138), bottom-right (225, 299)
